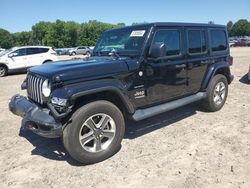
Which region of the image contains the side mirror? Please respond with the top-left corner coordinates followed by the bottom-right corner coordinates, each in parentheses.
top-left (8, 53), bottom-right (17, 58)
top-left (149, 43), bottom-right (166, 58)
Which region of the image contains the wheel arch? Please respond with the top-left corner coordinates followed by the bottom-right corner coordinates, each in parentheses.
top-left (70, 87), bottom-right (135, 115)
top-left (201, 61), bottom-right (232, 91)
top-left (43, 59), bottom-right (53, 64)
top-left (0, 63), bottom-right (9, 70)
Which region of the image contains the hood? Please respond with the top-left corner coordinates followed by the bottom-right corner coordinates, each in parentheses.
top-left (29, 57), bottom-right (134, 82)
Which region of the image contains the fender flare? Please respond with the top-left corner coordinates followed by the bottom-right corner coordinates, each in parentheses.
top-left (51, 80), bottom-right (135, 114)
top-left (201, 61), bottom-right (231, 90)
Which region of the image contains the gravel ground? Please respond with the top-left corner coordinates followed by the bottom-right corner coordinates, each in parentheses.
top-left (0, 48), bottom-right (249, 188)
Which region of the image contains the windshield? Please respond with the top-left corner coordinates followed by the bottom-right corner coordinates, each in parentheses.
top-left (0, 48), bottom-right (14, 57)
top-left (93, 26), bottom-right (149, 56)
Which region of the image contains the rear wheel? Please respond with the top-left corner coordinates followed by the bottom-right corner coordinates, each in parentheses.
top-left (202, 74), bottom-right (228, 112)
top-left (71, 52), bottom-right (76, 56)
top-left (0, 66), bottom-right (7, 77)
top-left (63, 100), bottom-right (125, 164)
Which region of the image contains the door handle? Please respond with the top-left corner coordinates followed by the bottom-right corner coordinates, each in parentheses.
top-left (176, 64), bottom-right (186, 68)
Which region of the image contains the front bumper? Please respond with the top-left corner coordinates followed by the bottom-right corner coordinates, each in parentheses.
top-left (9, 94), bottom-right (62, 138)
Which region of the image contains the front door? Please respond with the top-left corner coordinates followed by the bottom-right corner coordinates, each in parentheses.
top-left (8, 48), bottom-right (27, 69)
top-left (145, 27), bottom-right (188, 105)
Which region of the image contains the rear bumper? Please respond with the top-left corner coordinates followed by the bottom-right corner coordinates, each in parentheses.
top-left (9, 94), bottom-right (62, 138)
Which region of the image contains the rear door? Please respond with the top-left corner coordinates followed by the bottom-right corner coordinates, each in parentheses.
top-left (185, 28), bottom-right (209, 94)
top-left (26, 48), bottom-right (41, 67)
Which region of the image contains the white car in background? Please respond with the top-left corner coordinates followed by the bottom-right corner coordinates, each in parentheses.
top-left (0, 48), bottom-right (5, 53)
top-left (0, 46), bottom-right (58, 77)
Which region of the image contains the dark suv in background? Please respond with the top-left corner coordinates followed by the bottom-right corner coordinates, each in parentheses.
top-left (9, 23), bottom-right (233, 164)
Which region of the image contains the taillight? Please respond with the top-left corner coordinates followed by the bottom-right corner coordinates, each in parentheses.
top-left (50, 52), bottom-right (57, 56)
top-left (228, 56), bottom-right (233, 66)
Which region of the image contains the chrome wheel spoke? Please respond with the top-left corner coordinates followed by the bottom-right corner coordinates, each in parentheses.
top-left (94, 137), bottom-right (102, 151)
top-left (86, 118), bottom-right (97, 131)
top-left (80, 131), bottom-right (94, 145)
top-left (102, 130), bottom-right (115, 138)
top-left (98, 115), bottom-right (110, 129)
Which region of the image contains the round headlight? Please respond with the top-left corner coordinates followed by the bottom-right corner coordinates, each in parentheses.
top-left (42, 79), bottom-right (51, 97)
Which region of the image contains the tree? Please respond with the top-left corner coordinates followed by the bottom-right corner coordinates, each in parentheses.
top-left (77, 20), bottom-right (117, 46)
top-left (13, 31), bottom-right (32, 46)
top-left (1, 20), bottom-right (127, 48)
top-left (226, 21), bottom-right (233, 36)
top-left (32, 21), bottom-right (51, 45)
top-left (0, 28), bottom-right (14, 48)
top-left (230, 19), bottom-right (250, 36)
top-left (63, 21), bottom-right (79, 47)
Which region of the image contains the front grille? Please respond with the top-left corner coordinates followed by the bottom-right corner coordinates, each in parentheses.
top-left (27, 74), bottom-right (44, 104)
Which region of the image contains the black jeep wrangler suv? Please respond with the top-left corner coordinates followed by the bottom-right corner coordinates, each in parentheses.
top-left (9, 23), bottom-right (234, 164)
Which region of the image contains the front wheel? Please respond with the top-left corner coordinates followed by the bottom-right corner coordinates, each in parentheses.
top-left (63, 100), bottom-right (125, 164)
top-left (202, 74), bottom-right (228, 112)
top-left (0, 66), bottom-right (7, 77)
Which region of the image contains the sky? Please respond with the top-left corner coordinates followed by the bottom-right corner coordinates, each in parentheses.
top-left (0, 0), bottom-right (250, 33)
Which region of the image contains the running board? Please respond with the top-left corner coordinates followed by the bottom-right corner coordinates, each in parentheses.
top-left (132, 92), bottom-right (207, 121)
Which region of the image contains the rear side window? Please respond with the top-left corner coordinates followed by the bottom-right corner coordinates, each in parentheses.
top-left (210, 30), bottom-right (227, 51)
top-left (188, 30), bottom-right (207, 54)
top-left (152, 30), bottom-right (180, 56)
top-left (39, 48), bottom-right (49, 53)
top-left (27, 48), bottom-right (49, 55)
top-left (27, 48), bottom-right (40, 55)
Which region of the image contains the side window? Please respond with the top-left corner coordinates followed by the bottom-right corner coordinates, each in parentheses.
top-left (211, 30), bottom-right (227, 51)
top-left (10, 48), bottom-right (26, 57)
top-left (27, 48), bottom-right (40, 55)
top-left (188, 30), bottom-right (207, 54)
top-left (39, 48), bottom-right (49, 53)
top-left (152, 30), bottom-right (181, 56)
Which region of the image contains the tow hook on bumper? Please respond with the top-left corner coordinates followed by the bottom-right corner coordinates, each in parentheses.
top-left (9, 94), bottom-right (62, 138)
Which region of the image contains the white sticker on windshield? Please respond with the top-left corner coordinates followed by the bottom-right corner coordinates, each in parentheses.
top-left (130, 30), bottom-right (146, 37)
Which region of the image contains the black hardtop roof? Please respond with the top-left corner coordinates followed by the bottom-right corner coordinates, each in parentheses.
top-left (107, 22), bottom-right (226, 32)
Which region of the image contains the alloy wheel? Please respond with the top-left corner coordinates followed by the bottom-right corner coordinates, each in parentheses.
top-left (79, 113), bottom-right (116, 153)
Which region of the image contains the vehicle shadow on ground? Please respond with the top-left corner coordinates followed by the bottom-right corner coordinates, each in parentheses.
top-left (19, 103), bottom-right (201, 166)
top-left (124, 103), bottom-right (199, 139)
top-left (239, 74), bottom-right (250, 85)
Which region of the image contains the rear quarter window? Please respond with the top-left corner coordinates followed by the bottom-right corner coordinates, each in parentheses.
top-left (210, 30), bottom-right (227, 52)
top-left (39, 48), bottom-right (49, 53)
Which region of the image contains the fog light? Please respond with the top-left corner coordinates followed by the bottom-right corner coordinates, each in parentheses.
top-left (51, 97), bottom-right (67, 106)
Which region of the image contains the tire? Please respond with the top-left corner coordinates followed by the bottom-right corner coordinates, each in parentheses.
top-left (71, 52), bottom-right (76, 56)
top-left (0, 65), bottom-right (7, 77)
top-left (202, 74), bottom-right (228, 112)
top-left (85, 51), bottom-right (91, 57)
top-left (63, 100), bottom-right (125, 164)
